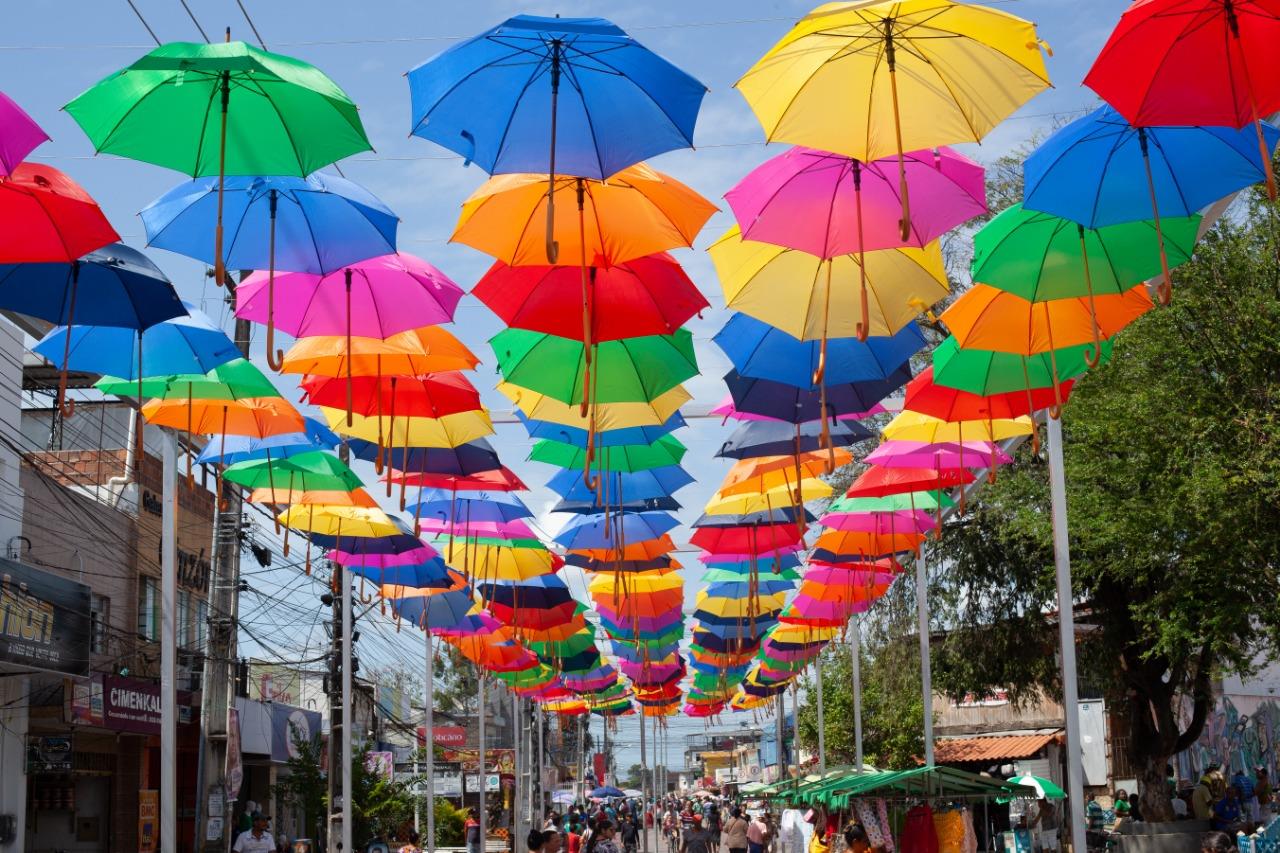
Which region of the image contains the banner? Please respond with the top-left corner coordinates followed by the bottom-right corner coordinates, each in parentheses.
top-left (270, 704), bottom-right (321, 763)
top-left (0, 557), bottom-right (91, 675)
top-left (226, 708), bottom-right (243, 802)
top-left (138, 790), bottom-right (158, 853)
top-left (442, 747), bottom-right (515, 774)
top-left (417, 725), bottom-right (467, 748)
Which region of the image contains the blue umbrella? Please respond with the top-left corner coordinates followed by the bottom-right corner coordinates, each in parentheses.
top-left (348, 557), bottom-right (455, 589)
top-left (545, 465), bottom-right (693, 503)
top-left (590, 786), bottom-right (626, 800)
top-left (703, 554), bottom-right (801, 573)
top-left (2, 242), bottom-right (187, 415)
top-left (142, 173), bottom-right (398, 274)
top-left (516, 411), bottom-right (685, 449)
top-left (410, 488), bottom-right (531, 520)
top-left (693, 507), bottom-right (815, 527)
top-left (715, 313), bottom-right (924, 389)
top-left (1023, 104), bottom-right (1280, 292)
top-left (408, 14), bottom-right (705, 260)
top-left (717, 419), bottom-right (873, 460)
top-left (553, 510), bottom-right (679, 550)
top-left (388, 589), bottom-right (477, 630)
top-left (705, 578), bottom-right (796, 598)
top-left (477, 574), bottom-right (575, 610)
top-left (562, 554), bottom-right (674, 572)
top-left (552, 497), bottom-right (682, 515)
top-left (724, 365), bottom-right (912, 423)
top-left (34, 301), bottom-right (238, 417)
top-left (195, 416), bottom-right (340, 465)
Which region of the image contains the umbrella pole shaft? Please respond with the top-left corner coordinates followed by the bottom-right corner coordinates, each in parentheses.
top-left (266, 190), bottom-right (283, 369)
top-left (215, 72), bottom-right (229, 287)
top-left (345, 269), bottom-right (353, 427)
top-left (1138, 131), bottom-right (1174, 305)
top-left (1077, 226), bottom-right (1103, 368)
top-left (885, 32), bottom-right (911, 242)
top-left (57, 264), bottom-right (79, 419)
top-left (545, 42), bottom-right (562, 264)
top-left (854, 163), bottom-right (870, 343)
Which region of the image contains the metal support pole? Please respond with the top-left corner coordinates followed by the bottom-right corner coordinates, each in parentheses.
top-left (160, 431), bottom-right (177, 853)
top-left (851, 615), bottom-right (863, 772)
top-left (426, 630), bottom-right (436, 853)
top-left (639, 711), bottom-right (648, 853)
top-left (814, 653), bottom-right (826, 774)
top-left (478, 673), bottom-right (487, 853)
top-left (916, 551), bottom-right (935, 766)
top-left (775, 693), bottom-right (785, 783)
top-left (513, 694), bottom-right (523, 848)
top-left (537, 705), bottom-right (547, 822)
top-left (342, 564), bottom-right (353, 853)
top-left (1047, 416), bottom-right (1087, 853)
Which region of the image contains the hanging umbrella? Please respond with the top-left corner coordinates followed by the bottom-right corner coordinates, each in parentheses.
top-left (940, 283), bottom-right (1153, 405)
top-left (6, 242), bottom-right (186, 414)
top-left (711, 226), bottom-right (948, 342)
top-left (301, 372), bottom-right (481, 425)
top-left (736, 0), bottom-right (1049, 235)
top-left (718, 451), bottom-right (853, 496)
top-left (143, 172), bottom-right (399, 363)
top-left (249, 487), bottom-right (376, 508)
top-left (546, 465), bottom-right (693, 503)
top-left (499, 383), bottom-right (689, 432)
top-left (493, 328), bottom-right (697, 406)
top-left (408, 13), bottom-right (705, 182)
top-left (516, 411), bottom-right (685, 449)
top-left (223, 450), bottom-right (362, 493)
top-left (553, 511), bottom-right (680, 550)
top-left (409, 489), bottom-right (532, 525)
top-left (319, 407), bottom-right (493, 449)
top-left (811, 529), bottom-right (925, 561)
top-left (931, 335), bottom-right (1111, 398)
top-left (904, 365), bottom-right (1074, 452)
top-left (96, 358), bottom-right (278, 401)
top-left (531, 435), bottom-right (686, 473)
top-left (0, 91), bottom-right (48, 175)
top-left (818, 509), bottom-right (937, 535)
top-left (973, 203), bottom-right (1199, 310)
top-left (689, 523), bottom-right (805, 555)
top-left (1023, 105), bottom-right (1277, 291)
top-left (715, 313), bottom-right (923, 388)
top-left (846, 465), bottom-right (974, 498)
top-left (279, 504), bottom-right (399, 539)
top-left (472, 253), bottom-right (708, 341)
top-left (724, 365), bottom-right (911, 422)
top-left (65, 40), bottom-right (372, 285)
top-left (716, 419), bottom-right (873, 460)
top-left (1083, 0), bottom-right (1280, 194)
top-left (725, 144), bottom-right (984, 348)
top-left (572, 535), bottom-right (676, 562)
top-left (390, 590), bottom-right (481, 631)
top-left (0, 163), bottom-right (119, 263)
top-left (141, 396), bottom-right (304, 437)
top-left (281, 326), bottom-right (477, 375)
top-left (195, 416), bottom-right (339, 465)
top-left (863, 440), bottom-right (1014, 471)
top-left (881, 411), bottom-right (1033, 451)
top-left (393, 468), bottom-right (527, 493)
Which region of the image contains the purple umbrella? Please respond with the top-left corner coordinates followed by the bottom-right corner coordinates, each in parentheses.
top-left (0, 91), bottom-right (48, 176)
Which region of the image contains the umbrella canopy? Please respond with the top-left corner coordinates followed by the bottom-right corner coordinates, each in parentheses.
top-left (142, 172), bottom-right (398, 273)
top-left (97, 358), bottom-right (278, 401)
top-left (716, 313), bottom-right (923, 388)
top-left (724, 366), bottom-right (911, 422)
top-left (717, 419), bottom-right (873, 459)
top-left (547, 465), bottom-right (693, 503)
top-left (931, 335), bottom-right (1112, 397)
top-left (472, 253), bottom-right (707, 342)
top-left (493, 328), bottom-right (697, 406)
top-left (1005, 774), bottom-right (1066, 800)
top-left (726, 145), bottom-right (987, 257)
top-left (65, 40), bottom-right (369, 176)
top-left (223, 450), bottom-right (362, 493)
top-left (531, 435), bottom-right (686, 473)
top-left (517, 411), bottom-right (685, 449)
top-left (278, 504), bottom-right (399, 538)
top-left (553, 512), bottom-right (680, 550)
top-left (300, 372), bottom-right (481, 419)
top-left (350, 437), bottom-right (500, 476)
top-left (846, 465), bottom-right (975, 498)
top-left (863, 440), bottom-right (1014, 471)
top-left (320, 407), bottom-right (493, 448)
top-left (408, 14), bottom-right (705, 180)
top-left (0, 91), bottom-right (48, 175)
top-left (280, 326), bottom-right (478, 377)
top-left (881, 411), bottom-right (1034, 444)
top-left (499, 383), bottom-right (689, 431)
top-left (736, 0), bottom-right (1050, 160)
top-left (711, 226), bottom-right (948, 340)
top-left (904, 366), bottom-right (1074, 422)
top-left (453, 165), bottom-right (716, 267)
top-left (390, 589), bottom-right (480, 631)
top-left (142, 396), bottom-right (304, 438)
top-left (195, 416), bottom-right (339, 465)
top-left (0, 163), bottom-right (119, 263)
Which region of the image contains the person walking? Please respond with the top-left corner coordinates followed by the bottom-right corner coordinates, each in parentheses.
top-left (680, 819), bottom-right (716, 853)
top-left (466, 809), bottom-right (483, 853)
top-left (232, 812), bottom-right (275, 853)
top-left (747, 813), bottom-right (771, 853)
top-left (724, 808), bottom-right (750, 853)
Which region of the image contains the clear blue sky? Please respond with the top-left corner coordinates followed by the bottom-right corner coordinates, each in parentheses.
top-left (0, 0), bottom-right (1124, 765)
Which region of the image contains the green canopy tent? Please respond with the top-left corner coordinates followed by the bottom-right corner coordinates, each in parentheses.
top-left (768, 766), bottom-right (1037, 809)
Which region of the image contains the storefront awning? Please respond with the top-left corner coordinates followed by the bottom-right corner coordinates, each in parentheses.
top-left (933, 732), bottom-right (1062, 764)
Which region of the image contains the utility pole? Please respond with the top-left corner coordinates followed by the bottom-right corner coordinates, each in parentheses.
top-left (325, 570), bottom-right (343, 852)
top-left (196, 283), bottom-right (251, 853)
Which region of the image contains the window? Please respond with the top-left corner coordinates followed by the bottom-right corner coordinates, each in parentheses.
top-left (177, 590), bottom-right (190, 648)
top-left (89, 594), bottom-right (109, 655)
top-left (194, 598), bottom-right (209, 652)
top-left (137, 576), bottom-right (159, 642)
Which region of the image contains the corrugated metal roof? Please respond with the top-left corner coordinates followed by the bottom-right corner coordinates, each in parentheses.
top-left (934, 732), bottom-right (1062, 763)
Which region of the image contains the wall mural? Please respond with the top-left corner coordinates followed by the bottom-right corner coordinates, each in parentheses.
top-left (1176, 696), bottom-right (1280, 784)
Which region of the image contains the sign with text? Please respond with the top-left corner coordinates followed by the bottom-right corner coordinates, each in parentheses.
top-left (443, 747), bottom-right (514, 774)
top-left (138, 790), bottom-right (158, 853)
top-left (0, 557), bottom-right (90, 675)
top-left (417, 725), bottom-right (467, 748)
top-left (67, 674), bottom-right (194, 733)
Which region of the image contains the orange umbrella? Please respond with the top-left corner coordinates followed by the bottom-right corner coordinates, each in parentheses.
top-left (247, 487), bottom-right (377, 507)
top-left (141, 396), bottom-right (303, 437)
top-left (443, 632), bottom-right (539, 673)
top-left (571, 534), bottom-right (677, 562)
top-left (813, 529), bottom-right (926, 560)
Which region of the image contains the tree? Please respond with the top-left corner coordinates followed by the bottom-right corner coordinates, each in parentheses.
top-left (274, 729), bottom-right (327, 843)
top-left (435, 643), bottom-right (480, 716)
top-left (795, 594), bottom-right (927, 770)
top-left (928, 191), bottom-right (1280, 821)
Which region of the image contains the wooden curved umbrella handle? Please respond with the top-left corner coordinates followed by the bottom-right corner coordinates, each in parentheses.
top-left (1049, 404), bottom-right (1063, 420)
top-left (1084, 343), bottom-right (1102, 369)
top-left (1157, 279), bottom-right (1172, 306)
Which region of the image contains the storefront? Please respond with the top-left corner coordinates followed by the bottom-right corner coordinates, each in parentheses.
top-left (233, 697), bottom-right (324, 844)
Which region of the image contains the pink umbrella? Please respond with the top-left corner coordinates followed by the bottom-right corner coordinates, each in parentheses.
top-left (418, 518), bottom-right (531, 538)
top-left (864, 440), bottom-right (1014, 470)
top-left (328, 543), bottom-right (438, 567)
top-left (725, 145), bottom-right (986, 354)
top-left (0, 91), bottom-right (48, 176)
top-left (802, 563), bottom-right (903, 588)
top-left (819, 509), bottom-right (936, 534)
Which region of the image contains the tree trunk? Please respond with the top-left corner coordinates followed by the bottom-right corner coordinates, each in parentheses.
top-left (1137, 754), bottom-right (1175, 823)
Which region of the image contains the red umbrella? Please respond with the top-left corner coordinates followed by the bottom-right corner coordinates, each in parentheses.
top-left (471, 252), bottom-right (708, 343)
top-left (845, 465), bottom-right (974, 498)
top-left (0, 163), bottom-right (118, 262)
top-left (904, 366), bottom-right (1073, 455)
top-left (689, 523), bottom-right (805, 555)
top-left (300, 371), bottom-right (482, 419)
top-left (385, 466), bottom-right (528, 491)
top-left (1084, 0), bottom-right (1280, 196)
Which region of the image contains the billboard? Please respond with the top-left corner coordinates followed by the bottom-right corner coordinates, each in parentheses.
top-left (0, 557), bottom-right (91, 675)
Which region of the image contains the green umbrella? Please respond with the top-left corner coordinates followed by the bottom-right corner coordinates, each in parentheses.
top-left (65, 40), bottom-right (371, 285)
top-left (1000, 774), bottom-right (1066, 802)
top-left (828, 491), bottom-right (956, 513)
top-left (95, 358), bottom-right (278, 400)
top-left (703, 566), bottom-right (800, 583)
top-left (973, 203), bottom-right (1199, 303)
top-left (491, 327), bottom-right (697, 406)
top-left (931, 335), bottom-right (1113, 397)
top-left (222, 449), bottom-right (362, 494)
top-left (530, 434), bottom-right (686, 473)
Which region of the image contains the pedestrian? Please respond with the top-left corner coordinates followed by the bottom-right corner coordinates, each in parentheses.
top-left (747, 812), bottom-right (771, 853)
top-left (621, 815), bottom-right (640, 853)
top-left (232, 812), bottom-right (275, 853)
top-left (1211, 786), bottom-right (1243, 833)
top-left (594, 821), bottom-right (623, 853)
top-left (529, 829), bottom-right (564, 853)
top-left (725, 807), bottom-right (751, 853)
top-left (567, 823), bottom-right (582, 853)
top-left (466, 809), bottom-right (483, 853)
top-left (1232, 766), bottom-right (1258, 822)
top-left (680, 818), bottom-right (716, 853)
top-left (842, 823), bottom-right (885, 853)
top-left (1193, 773), bottom-right (1216, 821)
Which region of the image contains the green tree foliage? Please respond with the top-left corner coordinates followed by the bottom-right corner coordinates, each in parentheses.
top-left (433, 797), bottom-right (467, 847)
top-left (929, 193), bottom-right (1280, 821)
top-left (274, 729), bottom-right (327, 843)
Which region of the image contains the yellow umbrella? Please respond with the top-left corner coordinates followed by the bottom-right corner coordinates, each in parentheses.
top-left (710, 225), bottom-right (948, 345)
top-left (248, 487), bottom-right (377, 507)
top-left (320, 406), bottom-right (493, 448)
top-left (883, 410), bottom-right (1032, 443)
top-left (736, 0), bottom-right (1050, 235)
top-left (695, 591), bottom-right (789, 619)
top-left (587, 571), bottom-right (683, 595)
top-left (496, 382), bottom-right (689, 430)
top-left (439, 540), bottom-right (558, 582)
top-left (703, 479), bottom-right (832, 515)
top-left (277, 504), bottom-right (399, 537)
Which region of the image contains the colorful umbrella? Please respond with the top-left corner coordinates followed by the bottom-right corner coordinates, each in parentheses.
top-left (736, 0), bottom-right (1049, 233)
top-left (0, 163), bottom-right (119, 263)
top-left (280, 326), bottom-right (478, 381)
top-left (553, 511), bottom-right (680, 550)
top-left (717, 419), bottom-right (873, 459)
top-left (530, 435), bottom-right (686, 473)
top-left (279, 504), bottom-right (399, 539)
top-left (930, 335), bottom-right (1110, 400)
top-left (301, 372), bottom-right (481, 422)
top-left (141, 396), bottom-right (304, 438)
top-left (499, 383), bottom-right (689, 431)
top-left (0, 91), bottom-right (48, 175)
top-left (195, 416), bottom-right (339, 465)
top-left (223, 450), bottom-right (362, 493)
top-left (863, 439), bottom-right (1014, 470)
top-left (516, 411), bottom-right (685, 449)
top-left (66, 40), bottom-right (372, 284)
top-left (319, 407), bottom-right (493, 449)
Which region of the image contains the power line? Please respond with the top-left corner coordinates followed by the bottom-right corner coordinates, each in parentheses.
top-left (176, 0), bottom-right (211, 43)
top-left (123, 0), bottom-right (161, 45)
top-left (235, 0), bottom-right (268, 50)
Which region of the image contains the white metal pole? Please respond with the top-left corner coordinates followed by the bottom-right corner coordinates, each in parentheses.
top-left (916, 551), bottom-right (935, 766)
top-left (814, 654), bottom-right (826, 774)
top-left (342, 564), bottom-right (353, 853)
top-left (851, 615), bottom-right (864, 773)
top-left (426, 630), bottom-right (436, 853)
top-left (537, 705), bottom-right (547, 822)
top-left (640, 711), bottom-right (648, 853)
top-left (478, 672), bottom-right (487, 852)
top-left (160, 431), bottom-right (177, 853)
top-left (514, 694), bottom-right (523, 848)
top-left (775, 693), bottom-right (785, 783)
top-left (1047, 415), bottom-right (1087, 853)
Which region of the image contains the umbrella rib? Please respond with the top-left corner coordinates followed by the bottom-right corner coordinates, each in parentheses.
top-left (573, 45), bottom-right (699, 149)
top-left (251, 77), bottom-right (311, 176)
top-left (487, 46), bottom-right (553, 175)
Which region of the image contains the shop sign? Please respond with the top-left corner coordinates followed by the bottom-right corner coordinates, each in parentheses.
top-left (0, 557), bottom-right (91, 675)
top-left (26, 735), bottom-right (72, 772)
top-left (138, 790), bottom-right (159, 853)
top-left (78, 674), bottom-right (194, 733)
top-left (226, 708), bottom-right (243, 801)
top-left (442, 747), bottom-right (514, 773)
top-left (416, 725), bottom-right (467, 747)
top-left (271, 704), bottom-right (321, 762)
